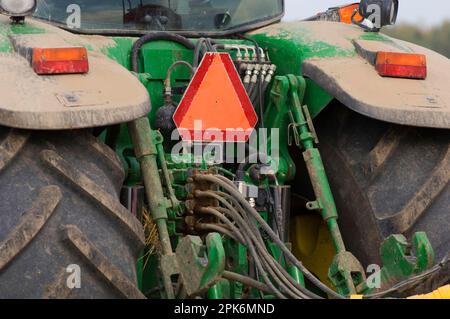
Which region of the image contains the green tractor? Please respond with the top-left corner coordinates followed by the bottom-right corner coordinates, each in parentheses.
top-left (0, 0), bottom-right (448, 299)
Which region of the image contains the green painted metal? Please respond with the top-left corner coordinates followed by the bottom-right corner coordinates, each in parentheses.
top-left (175, 233), bottom-right (226, 297)
top-left (207, 283), bottom-right (223, 299)
top-left (264, 76), bottom-right (296, 183)
top-left (154, 131), bottom-right (182, 214)
top-left (272, 75), bottom-right (344, 249)
top-left (128, 117), bottom-right (176, 299)
top-left (222, 238), bottom-right (248, 299)
top-left (0, 19), bottom-right (46, 52)
top-left (359, 232), bottom-right (435, 294)
top-left (201, 233), bottom-right (226, 290)
top-left (268, 74), bottom-right (365, 296)
top-left (100, 32), bottom-right (374, 297)
top-left (249, 26), bottom-right (355, 118)
top-left (100, 37), bottom-right (135, 69)
top-left (328, 251), bottom-right (366, 296)
top-left (100, 38), bottom-right (250, 129)
top-left (267, 241), bottom-right (305, 288)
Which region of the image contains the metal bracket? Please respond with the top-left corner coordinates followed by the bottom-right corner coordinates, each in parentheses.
top-left (357, 232), bottom-right (435, 294)
top-left (329, 251), bottom-right (367, 296)
top-left (176, 233), bottom-right (226, 297)
top-left (305, 200), bottom-right (323, 211)
top-left (152, 130), bottom-right (182, 213)
top-left (287, 121), bottom-right (300, 147)
top-left (302, 105), bottom-right (319, 144)
top-left (380, 232), bottom-right (435, 291)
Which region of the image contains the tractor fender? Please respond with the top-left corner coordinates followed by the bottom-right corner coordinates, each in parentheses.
top-left (0, 16), bottom-right (150, 130)
top-left (250, 21), bottom-right (450, 129)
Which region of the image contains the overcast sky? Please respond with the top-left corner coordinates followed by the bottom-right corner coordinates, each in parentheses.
top-left (284, 0), bottom-right (450, 26)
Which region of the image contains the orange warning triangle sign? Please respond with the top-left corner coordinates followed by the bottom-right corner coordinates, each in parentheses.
top-left (173, 53), bottom-right (258, 142)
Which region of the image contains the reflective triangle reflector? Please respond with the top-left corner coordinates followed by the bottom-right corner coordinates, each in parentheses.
top-left (173, 53), bottom-right (258, 143)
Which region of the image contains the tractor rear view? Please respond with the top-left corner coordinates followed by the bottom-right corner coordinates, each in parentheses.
top-left (0, 0), bottom-right (448, 299)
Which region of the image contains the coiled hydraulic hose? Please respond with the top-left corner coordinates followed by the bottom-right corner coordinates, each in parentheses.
top-left (131, 32), bottom-right (196, 73)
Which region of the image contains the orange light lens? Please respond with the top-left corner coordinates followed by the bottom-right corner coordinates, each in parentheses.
top-left (376, 52), bottom-right (427, 67)
top-left (33, 47), bottom-right (88, 62)
top-left (338, 3), bottom-right (363, 24)
top-left (376, 52), bottom-right (427, 79)
top-left (32, 47), bottom-right (89, 75)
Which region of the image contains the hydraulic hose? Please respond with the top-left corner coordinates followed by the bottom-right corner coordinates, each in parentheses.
top-left (194, 174), bottom-right (346, 299)
top-left (198, 207), bottom-right (246, 244)
top-left (196, 191), bottom-right (317, 299)
top-left (193, 38), bottom-right (219, 68)
top-left (223, 271), bottom-right (272, 294)
top-left (214, 175), bottom-right (340, 299)
top-left (195, 192), bottom-right (288, 298)
top-left (206, 199), bottom-right (286, 298)
top-left (212, 205), bottom-right (305, 299)
top-left (203, 196), bottom-right (316, 299)
top-left (195, 223), bottom-right (240, 243)
top-left (164, 61), bottom-right (195, 89)
top-left (131, 32), bottom-right (196, 73)
top-left (215, 205), bottom-right (311, 299)
top-left (193, 38), bottom-right (207, 69)
top-left (214, 200), bottom-right (316, 299)
top-left (245, 213), bottom-right (312, 299)
top-left (206, 207), bottom-right (301, 298)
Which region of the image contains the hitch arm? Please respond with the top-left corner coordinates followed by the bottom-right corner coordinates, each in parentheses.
top-left (273, 75), bottom-right (366, 296)
top-left (128, 117), bottom-right (176, 299)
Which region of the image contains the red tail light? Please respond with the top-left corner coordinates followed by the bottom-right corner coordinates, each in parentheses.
top-left (32, 47), bottom-right (89, 75)
top-left (375, 52), bottom-right (427, 79)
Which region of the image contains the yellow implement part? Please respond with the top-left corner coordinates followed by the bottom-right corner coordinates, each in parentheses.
top-left (351, 285), bottom-right (450, 299)
top-left (290, 214), bottom-right (336, 288)
top-left (408, 285), bottom-right (450, 299)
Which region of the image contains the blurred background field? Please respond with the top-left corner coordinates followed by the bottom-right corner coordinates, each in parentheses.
top-left (384, 22), bottom-right (450, 58)
top-left (284, 0), bottom-right (450, 58)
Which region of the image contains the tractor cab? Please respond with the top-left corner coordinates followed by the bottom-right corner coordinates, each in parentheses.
top-left (34, 0), bottom-right (284, 35)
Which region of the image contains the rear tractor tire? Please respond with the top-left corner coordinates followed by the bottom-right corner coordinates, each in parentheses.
top-left (315, 103), bottom-right (450, 271)
top-left (0, 127), bottom-right (145, 299)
